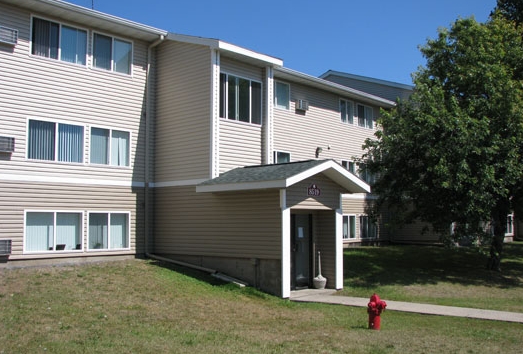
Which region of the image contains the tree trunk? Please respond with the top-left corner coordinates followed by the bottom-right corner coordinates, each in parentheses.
top-left (487, 209), bottom-right (507, 271)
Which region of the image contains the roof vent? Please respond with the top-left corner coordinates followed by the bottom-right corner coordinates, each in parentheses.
top-left (0, 25), bottom-right (18, 45)
top-left (0, 136), bottom-right (15, 153)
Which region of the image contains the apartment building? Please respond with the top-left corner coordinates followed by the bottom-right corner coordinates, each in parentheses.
top-left (1, 0), bottom-right (398, 297)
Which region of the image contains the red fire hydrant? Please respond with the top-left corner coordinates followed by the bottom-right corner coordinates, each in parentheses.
top-left (367, 293), bottom-right (387, 330)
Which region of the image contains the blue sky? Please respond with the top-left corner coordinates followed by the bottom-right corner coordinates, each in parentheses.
top-left (67, 0), bottom-right (496, 85)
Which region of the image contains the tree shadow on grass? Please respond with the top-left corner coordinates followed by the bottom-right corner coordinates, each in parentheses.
top-left (344, 242), bottom-right (523, 289)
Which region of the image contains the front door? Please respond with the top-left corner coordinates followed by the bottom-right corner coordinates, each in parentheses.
top-left (291, 214), bottom-right (312, 289)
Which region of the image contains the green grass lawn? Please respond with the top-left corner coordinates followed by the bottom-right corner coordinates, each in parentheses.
top-left (340, 242), bottom-right (523, 312)
top-left (1, 243), bottom-right (522, 353)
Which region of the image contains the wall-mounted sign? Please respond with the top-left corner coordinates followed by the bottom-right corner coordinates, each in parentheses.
top-left (307, 183), bottom-right (321, 196)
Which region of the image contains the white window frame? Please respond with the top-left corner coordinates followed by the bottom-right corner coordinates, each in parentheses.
top-left (92, 31), bottom-right (133, 75)
top-left (89, 126), bottom-right (132, 167)
top-left (340, 99), bottom-right (354, 124)
top-left (26, 117), bottom-right (85, 164)
top-left (30, 15), bottom-right (88, 66)
top-left (356, 103), bottom-right (374, 129)
top-left (87, 211), bottom-right (131, 251)
top-left (274, 81), bottom-right (290, 110)
top-left (24, 210), bottom-right (84, 253)
top-left (273, 150), bottom-right (291, 164)
top-left (342, 214), bottom-right (357, 240)
top-left (219, 72), bottom-right (263, 125)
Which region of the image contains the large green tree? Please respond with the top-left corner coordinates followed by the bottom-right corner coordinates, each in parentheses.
top-left (363, 12), bottom-right (523, 269)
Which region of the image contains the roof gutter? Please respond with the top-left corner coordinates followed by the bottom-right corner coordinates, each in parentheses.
top-left (144, 34), bottom-right (165, 256)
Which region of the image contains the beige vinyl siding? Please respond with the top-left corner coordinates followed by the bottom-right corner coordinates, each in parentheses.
top-left (0, 4), bottom-right (149, 183)
top-left (342, 195), bottom-right (376, 241)
top-left (272, 80), bottom-right (380, 164)
top-left (219, 120), bottom-right (263, 173)
top-left (287, 175), bottom-right (344, 210)
top-left (220, 57), bottom-right (264, 81)
top-left (218, 57), bottom-right (265, 172)
top-left (0, 181), bottom-right (141, 258)
top-left (154, 186), bottom-right (282, 259)
top-left (155, 41), bottom-right (212, 181)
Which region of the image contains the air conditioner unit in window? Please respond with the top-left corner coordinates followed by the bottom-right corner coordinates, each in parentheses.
top-left (296, 99), bottom-right (309, 111)
top-left (0, 239), bottom-right (12, 256)
top-left (0, 25), bottom-right (18, 45)
top-left (0, 136), bottom-right (15, 153)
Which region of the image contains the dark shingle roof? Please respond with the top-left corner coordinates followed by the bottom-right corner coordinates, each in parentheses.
top-left (196, 159), bottom-right (370, 194)
top-left (198, 160), bottom-right (326, 186)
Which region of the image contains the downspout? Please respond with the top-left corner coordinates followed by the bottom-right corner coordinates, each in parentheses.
top-left (144, 34), bottom-right (165, 256)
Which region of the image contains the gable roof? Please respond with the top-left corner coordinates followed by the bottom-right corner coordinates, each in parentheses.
top-left (196, 160), bottom-right (370, 193)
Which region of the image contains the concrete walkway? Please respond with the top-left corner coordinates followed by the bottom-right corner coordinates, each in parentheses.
top-left (290, 289), bottom-right (523, 323)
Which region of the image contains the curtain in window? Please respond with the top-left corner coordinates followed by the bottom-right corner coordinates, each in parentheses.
top-left (113, 39), bottom-right (132, 74)
top-left (32, 18), bottom-right (59, 59)
top-left (111, 130), bottom-right (129, 166)
top-left (61, 26), bottom-right (86, 65)
top-left (343, 215), bottom-right (349, 239)
top-left (275, 82), bottom-right (289, 110)
top-left (219, 73), bottom-right (227, 118)
top-left (89, 213), bottom-right (108, 249)
top-left (358, 105), bottom-right (366, 127)
top-left (238, 78), bottom-right (250, 123)
top-left (360, 216), bottom-right (368, 238)
top-left (26, 212), bottom-right (54, 251)
top-left (365, 106), bottom-right (374, 128)
top-left (228, 76), bottom-right (237, 120)
top-left (56, 213), bottom-right (81, 250)
top-left (251, 81), bottom-right (262, 124)
top-left (28, 120), bottom-right (55, 160)
top-left (93, 33), bottom-right (112, 70)
top-left (110, 214), bottom-right (128, 249)
top-left (90, 128), bottom-right (109, 164)
top-left (340, 100), bottom-right (347, 123)
top-left (58, 124), bottom-right (83, 163)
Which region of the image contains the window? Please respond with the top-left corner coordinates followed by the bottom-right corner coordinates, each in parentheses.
top-left (340, 99), bottom-right (354, 124)
top-left (31, 17), bottom-right (87, 65)
top-left (342, 215), bottom-right (356, 240)
top-left (358, 163), bottom-right (375, 185)
top-left (88, 212), bottom-right (129, 250)
top-left (360, 215), bottom-right (377, 239)
top-left (25, 211), bottom-right (82, 252)
top-left (274, 151), bottom-right (290, 164)
top-left (27, 119), bottom-right (84, 163)
top-left (357, 104), bottom-right (374, 129)
top-left (219, 73), bottom-right (262, 124)
top-left (275, 81), bottom-right (290, 110)
top-left (93, 33), bottom-right (132, 74)
top-left (90, 127), bottom-right (130, 166)
top-left (506, 214), bottom-right (514, 235)
top-left (341, 160), bottom-right (355, 174)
